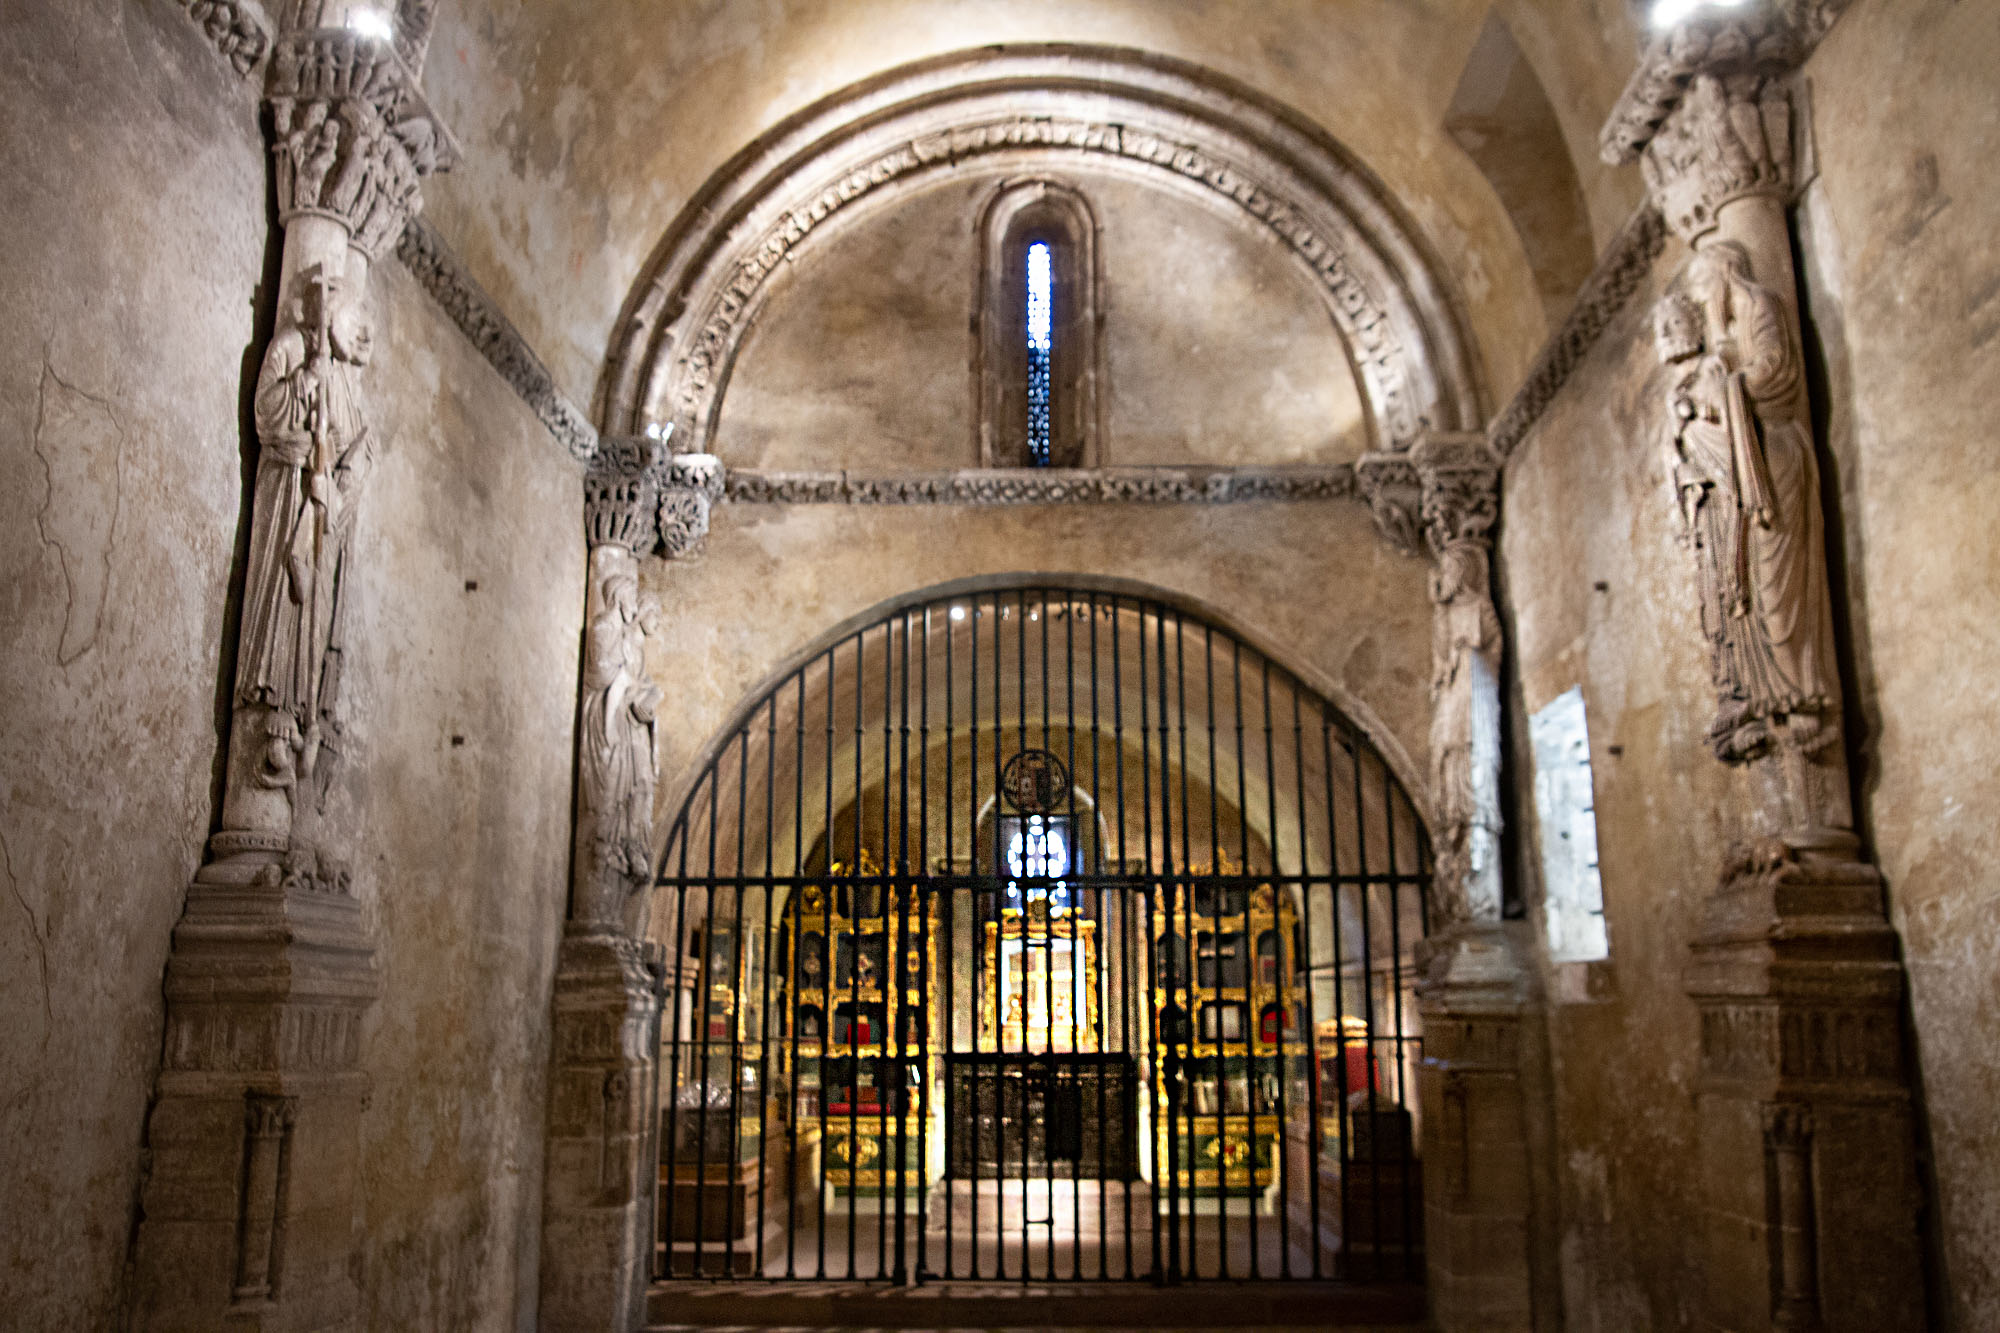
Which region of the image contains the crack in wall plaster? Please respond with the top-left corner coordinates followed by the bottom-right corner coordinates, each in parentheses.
top-left (32, 359), bottom-right (125, 668)
top-left (0, 825), bottom-right (53, 1117)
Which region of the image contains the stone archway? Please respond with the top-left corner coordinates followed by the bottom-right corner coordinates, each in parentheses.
top-left (597, 44), bottom-right (1484, 458)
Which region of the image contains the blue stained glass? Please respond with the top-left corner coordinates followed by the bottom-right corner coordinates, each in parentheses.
top-left (1025, 241), bottom-right (1052, 466)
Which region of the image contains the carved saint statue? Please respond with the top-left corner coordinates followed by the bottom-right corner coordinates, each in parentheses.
top-left (239, 266), bottom-right (375, 797)
top-left (1427, 539), bottom-right (1502, 922)
top-left (578, 560), bottom-right (663, 926)
top-left (1655, 241), bottom-right (1837, 763)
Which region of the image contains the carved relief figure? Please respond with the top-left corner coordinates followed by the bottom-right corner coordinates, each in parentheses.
top-left (1655, 242), bottom-right (1837, 763)
top-left (1428, 540), bottom-right (1502, 921)
top-left (578, 561), bottom-right (662, 924)
top-left (239, 266), bottom-right (376, 797)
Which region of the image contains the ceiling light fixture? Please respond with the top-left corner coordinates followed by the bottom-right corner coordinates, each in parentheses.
top-left (1651, 0), bottom-right (1750, 30)
top-left (345, 7), bottom-right (395, 42)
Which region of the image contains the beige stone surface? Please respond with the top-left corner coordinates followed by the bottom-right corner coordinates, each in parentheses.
top-left (641, 501), bottom-right (1433, 843)
top-left (416, 0), bottom-right (1592, 416)
top-left (0, 4), bottom-right (264, 1326)
top-left (718, 167), bottom-right (1366, 472)
top-left (1499, 244), bottom-right (1749, 1324)
top-left (339, 260), bottom-right (585, 1331)
top-left (1802, 2), bottom-right (2000, 1325)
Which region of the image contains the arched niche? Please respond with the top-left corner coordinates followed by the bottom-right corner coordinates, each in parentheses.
top-left (600, 45), bottom-right (1484, 458)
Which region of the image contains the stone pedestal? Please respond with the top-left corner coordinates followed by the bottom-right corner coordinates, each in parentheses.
top-left (537, 927), bottom-right (665, 1333)
top-left (129, 861), bottom-right (378, 1332)
top-left (1417, 924), bottom-right (1534, 1332)
top-left (1685, 838), bottom-right (1925, 1333)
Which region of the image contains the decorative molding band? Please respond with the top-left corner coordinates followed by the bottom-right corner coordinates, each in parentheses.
top-left (395, 217), bottom-right (599, 461)
top-left (168, 0), bottom-right (273, 75)
top-left (722, 464), bottom-right (1358, 506)
top-left (1486, 206), bottom-right (1669, 459)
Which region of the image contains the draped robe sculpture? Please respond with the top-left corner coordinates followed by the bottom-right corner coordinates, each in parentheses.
top-left (577, 559), bottom-right (662, 927)
top-left (240, 265), bottom-right (376, 798)
top-left (1655, 241), bottom-right (1837, 765)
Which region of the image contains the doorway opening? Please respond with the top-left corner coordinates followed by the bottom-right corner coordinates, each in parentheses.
top-left (651, 581), bottom-right (1429, 1285)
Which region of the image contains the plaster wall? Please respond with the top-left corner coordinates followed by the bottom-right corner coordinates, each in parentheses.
top-left (417, 0), bottom-right (1572, 416)
top-left (0, 5), bottom-right (266, 1326)
top-left (1797, 3), bottom-right (2000, 1325)
top-left (718, 167), bottom-right (1367, 471)
top-left (1498, 250), bottom-right (1727, 1331)
top-left (340, 259), bottom-right (584, 1332)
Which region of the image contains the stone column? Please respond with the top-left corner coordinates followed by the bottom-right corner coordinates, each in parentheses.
top-left (1603, 12), bottom-right (1926, 1331)
top-left (128, 14), bottom-right (453, 1330)
top-left (540, 444), bottom-right (720, 1332)
top-left (1399, 435), bottom-right (1538, 1331)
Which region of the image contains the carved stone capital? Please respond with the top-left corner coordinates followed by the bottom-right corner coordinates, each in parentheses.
top-left (584, 437), bottom-right (665, 553)
top-left (1412, 432), bottom-right (1501, 557)
top-left (658, 453), bottom-right (724, 559)
top-left (1354, 451), bottom-right (1423, 554)
top-left (264, 27), bottom-right (459, 258)
top-left (1598, 7), bottom-right (1851, 244)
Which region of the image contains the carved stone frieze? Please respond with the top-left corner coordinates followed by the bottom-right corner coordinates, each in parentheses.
top-left (722, 463), bottom-right (1357, 508)
top-left (1413, 433), bottom-right (1501, 555)
top-left (169, 0), bottom-right (273, 75)
top-left (396, 218), bottom-right (597, 459)
top-left (265, 27), bottom-right (459, 258)
top-left (1487, 206), bottom-right (1668, 459)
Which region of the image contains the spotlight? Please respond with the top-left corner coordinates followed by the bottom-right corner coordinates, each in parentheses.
top-left (644, 421), bottom-right (675, 442)
top-left (345, 7), bottom-right (395, 41)
top-left (1651, 0), bottom-right (1749, 30)
top-left (950, 606), bottom-right (967, 622)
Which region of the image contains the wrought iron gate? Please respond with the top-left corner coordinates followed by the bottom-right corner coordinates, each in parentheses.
top-left (651, 582), bottom-right (1429, 1284)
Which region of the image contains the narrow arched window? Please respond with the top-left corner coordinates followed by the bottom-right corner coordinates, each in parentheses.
top-left (976, 181), bottom-right (1102, 468)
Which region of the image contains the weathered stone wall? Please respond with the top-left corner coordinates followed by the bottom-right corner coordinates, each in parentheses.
top-left (0, 5), bottom-right (265, 1326)
top-left (342, 260), bottom-right (583, 1331)
top-left (1499, 1), bottom-right (2000, 1327)
top-left (417, 0), bottom-right (1564, 413)
top-left (0, 5), bottom-right (587, 1328)
top-left (1499, 245), bottom-right (1728, 1327)
top-left (1799, 2), bottom-right (2000, 1325)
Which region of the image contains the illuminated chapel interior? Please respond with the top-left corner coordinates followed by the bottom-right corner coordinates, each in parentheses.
top-left (1, 2), bottom-right (1995, 1331)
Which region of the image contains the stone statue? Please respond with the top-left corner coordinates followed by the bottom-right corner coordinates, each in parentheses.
top-left (1427, 539), bottom-right (1502, 923)
top-left (239, 265), bottom-right (375, 798)
top-left (577, 557), bottom-right (662, 925)
top-left (1656, 241), bottom-right (1837, 764)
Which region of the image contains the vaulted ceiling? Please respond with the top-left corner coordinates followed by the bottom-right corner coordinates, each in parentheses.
top-left (415, 1), bottom-right (1650, 427)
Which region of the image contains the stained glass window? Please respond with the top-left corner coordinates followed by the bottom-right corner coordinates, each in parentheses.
top-left (1025, 240), bottom-right (1053, 466)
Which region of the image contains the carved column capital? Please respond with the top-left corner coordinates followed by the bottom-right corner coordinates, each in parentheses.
top-left (1354, 450), bottom-right (1422, 554)
top-left (264, 27), bottom-right (459, 259)
top-left (584, 437), bottom-right (666, 553)
top-left (1597, 7), bottom-right (1850, 244)
top-left (657, 452), bottom-right (724, 560)
top-left (1412, 432), bottom-right (1501, 559)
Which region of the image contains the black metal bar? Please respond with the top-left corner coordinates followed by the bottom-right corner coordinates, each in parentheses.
top-left (757, 701), bottom-right (777, 1279)
top-left (1353, 735), bottom-right (1383, 1277)
top-left (819, 645), bottom-right (834, 1282)
top-left (1318, 708), bottom-right (1348, 1280)
top-left (786, 675), bottom-right (805, 1277)
top-left (1156, 604), bottom-right (1185, 1284)
top-left (1109, 595), bottom-right (1136, 1282)
top-left (966, 592), bottom-right (980, 1280)
top-left (1382, 759), bottom-right (1414, 1281)
top-left (693, 755), bottom-right (721, 1278)
top-left (1256, 653), bottom-right (1284, 1281)
top-left (1016, 587), bottom-right (1031, 1286)
top-left (915, 602), bottom-right (931, 1283)
top-left (944, 598), bottom-right (957, 1279)
top-left (848, 628), bottom-right (864, 1282)
top-left (880, 614), bottom-right (896, 1279)
top-left (725, 739), bottom-right (750, 1278)
top-left (1084, 593), bottom-right (1106, 1279)
top-left (1283, 677), bottom-right (1311, 1280)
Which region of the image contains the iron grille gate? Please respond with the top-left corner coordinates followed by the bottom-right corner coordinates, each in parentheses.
top-left (652, 583), bottom-right (1429, 1284)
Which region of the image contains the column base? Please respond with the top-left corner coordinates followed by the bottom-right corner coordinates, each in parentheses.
top-left (1685, 835), bottom-right (1926, 1333)
top-left (1416, 923), bottom-right (1536, 1333)
top-left (128, 852), bottom-right (377, 1332)
top-left (537, 927), bottom-right (665, 1333)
